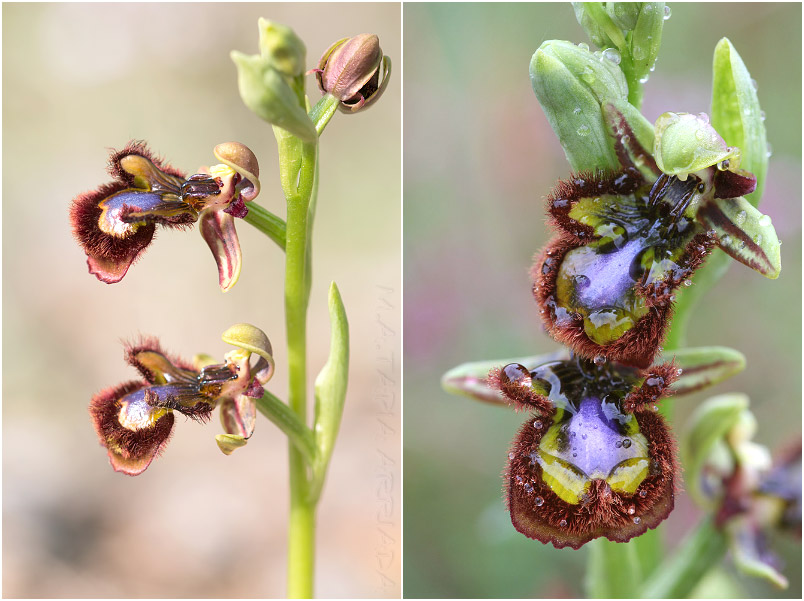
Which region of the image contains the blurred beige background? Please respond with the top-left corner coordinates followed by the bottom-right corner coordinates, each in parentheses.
top-left (3, 3), bottom-right (400, 598)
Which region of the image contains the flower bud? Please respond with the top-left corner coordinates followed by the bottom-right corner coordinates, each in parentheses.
top-left (572, 3), bottom-right (619, 49)
top-left (231, 51), bottom-right (316, 142)
top-left (630, 3), bottom-right (665, 83)
top-left (530, 40), bottom-right (629, 172)
top-left (258, 18), bottom-right (306, 78)
top-left (315, 34), bottom-right (391, 113)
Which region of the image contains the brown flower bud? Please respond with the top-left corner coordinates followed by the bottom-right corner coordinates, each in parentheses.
top-left (315, 34), bottom-right (391, 113)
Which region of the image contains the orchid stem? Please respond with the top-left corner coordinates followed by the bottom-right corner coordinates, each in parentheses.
top-left (244, 202), bottom-right (286, 250)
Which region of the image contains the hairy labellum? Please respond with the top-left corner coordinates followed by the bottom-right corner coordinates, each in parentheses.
top-left (489, 355), bottom-right (679, 548)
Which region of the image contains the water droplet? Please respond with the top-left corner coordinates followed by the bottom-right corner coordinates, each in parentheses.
top-left (639, 75), bottom-right (650, 84)
top-left (766, 142), bottom-right (773, 158)
top-left (524, 483), bottom-right (533, 493)
top-left (572, 452), bottom-right (577, 458)
top-left (622, 439), bottom-right (631, 449)
top-left (533, 420), bottom-right (542, 429)
top-left (663, 5), bottom-right (672, 19)
top-left (628, 505), bottom-right (636, 515)
top-left (743, 107), bottom-right (752, 117)
top-left (639, 489), bottom-right (648, 498)
top-left (574, 274), bottom-right (591, 289)
top-left (577, 124), bottom-right (590, 137)
top-left (750, 78), bottom-right (758, 91)
top-left (669, 294), bottom-right (676, 302)
top-left (676, 368), bottom-right (683, 376)
top-left (535, 496), bottom-right (544, 506)
top-left (502, 363), bottom-right (530, 385)
top-left (602, 48), bottom-right (621, 65)
top-left (758, 214), bottom-right (772, 227)
top-left (652, 405), bottom-right (659, 412)
top-left (615, 440), bottom-right (623, 449)
top-left (753, 234), bottom-right (763, 245)
top-left (508, 452), bottom-right (515, 460)
top-left (646, 376), bottom-right (664, 388)
top-left (573, 106), bottom-right (582, 115)
top-left (735, 210), bottom-right (747, 225)
top-left (694, 129), bottom-right (706, 141)
top-left (644, 4), bottom-right (653, 11)
top-left (578, 42), bottom-right (589, 51)
top-left (516, 475), bottom-right (523, 484)
top-left (760, 110), bottom-right (766, 122)
top-left (633, 516), bottom-right (641, 525)
top-left (716, 159), bottom-right (730, 171)
top-left (559, 519), bottom-right (567, 527)
top-left (593, 355), bottom-right (606, 365)
top-left (682, 280), bottom-right (692, 287)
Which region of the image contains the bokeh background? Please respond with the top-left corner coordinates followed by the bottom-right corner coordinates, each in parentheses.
top-left (4, 3), bottom-right (400, 598)
top-left (404, 3), bottom-right (801, 598)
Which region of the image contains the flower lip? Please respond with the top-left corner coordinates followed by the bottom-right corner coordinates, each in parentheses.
top-left (493, 356), bottom-right (679, 548)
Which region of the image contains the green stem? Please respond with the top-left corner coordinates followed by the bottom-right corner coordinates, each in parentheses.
top-left (276, 126), bottom-right (319, 598)
top-left (586, 538), bottom-right (643, 598)
top-left (641, 518), bottom-right (728, 598)
top-left (243, 202), bottom-right (287, 250)
top-left (255, 389), bottom-right (316, 463)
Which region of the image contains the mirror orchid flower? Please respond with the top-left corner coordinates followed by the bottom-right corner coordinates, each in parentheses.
top-left (70, 141), bottom-right (260, 291)
top-left (533, 106), bottom-right (781, 368)
top-left (90, 324), bottom-right (274, 475)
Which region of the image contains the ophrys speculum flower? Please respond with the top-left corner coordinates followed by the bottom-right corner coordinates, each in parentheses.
top-left (70, 141), bottom-right (260, 291)
top-left (490, 355), bottom-right (680, 548)
top-left (534, 108), bottom-right (780, 367)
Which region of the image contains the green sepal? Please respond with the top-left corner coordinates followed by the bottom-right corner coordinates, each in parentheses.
top-left (531, 40), bottom-right (628, 172)
top-left (441, 351), bottom-right (568, 406)
top-left (697, 195), bottom-right (781, 279)
top-left (629, 3), bottom-right (665, 84)
top-left (711, 38), bottom-right (768, 206)
top-left (572, 3), bottom-right (620, 49)
top-left (221, 323), bottom-right (274, 366)
top-left (660, 346), bottom-right (746, 396)
top-left (682, 393), bottom-right (749, 508)
top-left (215, 433), bottom-right (248, 455)
top-left (311, 282), bottom-right (350, 500)
top-left (231, 50), bottom-right (317, 142)
top-left (607, 3), bottom-right (641, 32)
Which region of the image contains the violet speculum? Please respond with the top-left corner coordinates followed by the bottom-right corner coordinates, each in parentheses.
top-left (535, 107), bottom-right (781, 367)
top-left (70, 141), bottom-right (261, 291)
top-left (489, 354), bottom-right (679, 549)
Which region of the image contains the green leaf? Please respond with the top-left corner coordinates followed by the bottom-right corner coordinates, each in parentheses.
top-left (711, 38), bottom-right (769, 206)
top-left (530, 40), bottom-right (627, 172)
top-left (682, 393), bottom-right (749, 507)
top-left (441, 351), bottom-right (568, 406)
top-left (697, 195), bottom-right (781, 279)
top-left (660, 346), bottom-right (746, 396)
top-left (311, 282), bottom-right (350, 501)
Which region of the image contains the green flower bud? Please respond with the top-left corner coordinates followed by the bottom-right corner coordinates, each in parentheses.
top-left (572, 3), bottom-right (619, 49)
top-left (530, 40), bottom-right (629, 171)
top-left (230, 50), bottom-right (316, 142)
top-left (711, 38), bottom-right (769, 206)
top-left (608, 2), bottom-right (641, 31)
top-left (258, 18), bottom-right (306, 78)
top-left (653, 112), bottom-right (740, 178)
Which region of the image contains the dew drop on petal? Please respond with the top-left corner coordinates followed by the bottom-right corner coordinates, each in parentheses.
top-left (750, 78), bottom-right (758, 91)
top-left (509, 452), bottom-right (515, 459)
top-left (633, 516), bottom-right (641, 524)
top-left (676, 368), bottom-right (683, 376)
top-left (760, 110), bottom-right (766, 122)
top-left (578, 42), bottom-right (589, 51)
top-left (559, 519), bottom-right (568, 527)
top-left (735, 210), bottom-right (747, 225)
top-left (593, 355), bottom-right (606, 366)
top-left (628, 505), bottom-right (636, 515)
top-left (524, 483), bottom-right (533, 493)
top-left (639, 489), bottom-right (648, 498)
top-left (766, 143), bottom-right (773, 158)
top-left (602, 48), bottom-right (621, 65)
top-left (622, 438), bottom-right (631, 448)
top-left (535, 496), bottom-right (544, 507)
top-left (533, 420), bottom-right (542, 429)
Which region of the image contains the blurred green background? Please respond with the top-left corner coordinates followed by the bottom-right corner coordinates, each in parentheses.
top-left (404, 3), bottom-right (800, 598)
top-left (3, 3), bottom-right (400, 598)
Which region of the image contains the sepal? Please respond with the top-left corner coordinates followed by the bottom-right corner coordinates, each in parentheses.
top-left (660, 346), bottom-right (746, 396)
